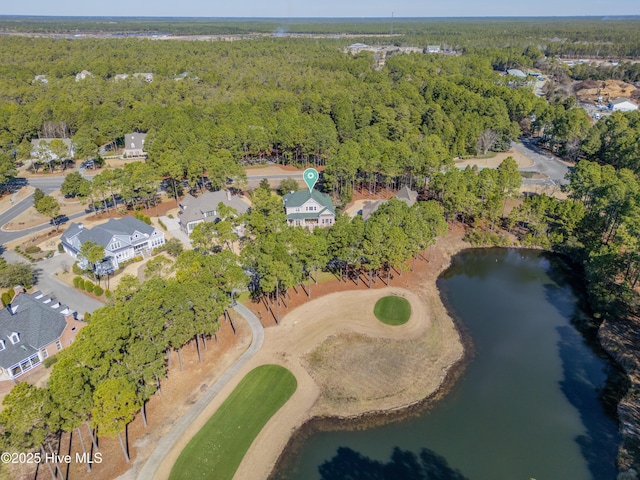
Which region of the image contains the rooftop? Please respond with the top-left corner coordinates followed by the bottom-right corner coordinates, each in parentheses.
top-left (0, 292), bottom-right (75, 368)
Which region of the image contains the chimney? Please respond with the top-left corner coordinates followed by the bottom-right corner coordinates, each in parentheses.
top-left (78, 223), bottom-right (84, 230)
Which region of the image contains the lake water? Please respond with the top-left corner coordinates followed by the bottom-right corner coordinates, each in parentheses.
top-left (273, 249), bottom-right (621, 480)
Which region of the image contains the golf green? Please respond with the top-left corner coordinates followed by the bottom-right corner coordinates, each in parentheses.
top-left (169, 364), bottom-right (297, 480)
top-left (373, 295), bottom-right (412, 325)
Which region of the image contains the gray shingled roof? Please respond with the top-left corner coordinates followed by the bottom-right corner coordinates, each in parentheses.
top-left (124, 132), bottom-right (147, 151)
top-left (62, 217), bottom-right (156, 250)
top-left (179, 190), bottom-right (250, 225)
top-left (362, 200), bottom-right (383, 221)
top-left (0, 293), bottom-right (71, 368)
top-left (395, 186), bottom-right (418, 207)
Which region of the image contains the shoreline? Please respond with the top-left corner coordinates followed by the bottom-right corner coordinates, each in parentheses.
top-left (266, 245), bottom-right (477, 480)
top-left (152, 225), bottom-right (469, 480)
top-left (154, 227), bottom-right (633, 480)
top-left (232, 227), bottom-right (470, 480)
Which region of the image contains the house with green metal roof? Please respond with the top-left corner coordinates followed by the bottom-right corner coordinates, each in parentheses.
top-left (282, 189), bottom-right (335, 229)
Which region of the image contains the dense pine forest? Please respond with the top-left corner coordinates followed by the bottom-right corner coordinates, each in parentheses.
top-left (1, 18), bottom-right (640, 477)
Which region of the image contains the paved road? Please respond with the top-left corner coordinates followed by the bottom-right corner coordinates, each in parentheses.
top-left (455, 141), bottom-right (572, 187)
top-left (515, 140), bottom-right (571, 186)
top-left (136, 303), bottom-right (264, 480)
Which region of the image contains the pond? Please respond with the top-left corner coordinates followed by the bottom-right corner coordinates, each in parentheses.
top-left (273, 249), bottom-right (621, 480)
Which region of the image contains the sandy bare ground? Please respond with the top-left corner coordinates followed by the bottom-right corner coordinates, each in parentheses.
top-left (152, 228), bottom-right (467, 480)
top-left (455, 149), bottom-right (534, 169)
top-left (344, 199), bottom-right (370, 217)
top-left (2, 190), bottom-right (88, 231)
top-left (520, 183), bottom-right (568, 199)
top-left (0, 186), bottom-right (34, 212)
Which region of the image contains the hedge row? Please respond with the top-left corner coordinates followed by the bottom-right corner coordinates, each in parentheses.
top-left (14, 246), bottom-right (36, 262)
top-left (73, 276), bottom-right (104, 296)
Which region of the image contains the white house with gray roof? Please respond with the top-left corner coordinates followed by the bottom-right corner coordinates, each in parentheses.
top-left (61, 217), bottom-right (165, 271)
top-left (0, 289), bottom-right (83, 383)
top-left (123, 132), bottom-right (147, 158)
top-left (179, 190), bottom-right (250, 234)
top-left (283, 189), bottom-right (335, 229)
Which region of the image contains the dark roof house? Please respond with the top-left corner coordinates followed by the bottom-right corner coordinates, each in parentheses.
top-left (361, 186), bottom-right (418, 220)
top-left (179, 190), bottom-right (250, 234)
top-left (0, 290), bottom-right (82, 382)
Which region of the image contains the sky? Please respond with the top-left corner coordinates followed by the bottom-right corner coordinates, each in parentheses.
top-left (2, 0), bottom-right (640, 18)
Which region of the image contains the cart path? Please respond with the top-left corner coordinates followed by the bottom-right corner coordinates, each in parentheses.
top-left (136, 303), bottom-right (264, 480)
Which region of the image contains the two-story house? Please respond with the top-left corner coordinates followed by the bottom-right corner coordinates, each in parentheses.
top-left (282, 189), bottom-right (335, 229)
top-left (0, 288), bottom-right (84, 383)
top-left (123, 132), bottom-right (147, 158)
top-left (61, 217), bottom-right (165, 271)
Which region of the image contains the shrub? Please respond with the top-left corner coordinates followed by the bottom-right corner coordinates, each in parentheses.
top-left (93, 286), bottom-right (104, 296)
top-left (72, 262), bottom-right (84, 275)
top-left (57, 243), bottom-right (64, 253)
top-left (105, 289), bottom-right (112, 299)
top-left (73, 276), bottom-right (83, 288)
top-left (167, 213), bottom-right (174, 219)
top-left (78, 278), bottom-right (86, 290)
top-left (1, 292), bottom-right (11, 307)
top-left (84, 282), bottom-right (94, 293)
top-left (134, 212), bottom-right (152, 225)
top-left (25, 246), bottom-right (41, 254)
top-left (165, 238), bottom-right (184, 257)
top-left (84, 312), bottom-right (91, 321)
top-left (158, 219), bottom-right (167, 231)
top-left (43, 355), bottom-right (58, 368)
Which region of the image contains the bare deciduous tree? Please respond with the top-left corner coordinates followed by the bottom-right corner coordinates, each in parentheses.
top-left (476, 128), bottom-right (498, 156)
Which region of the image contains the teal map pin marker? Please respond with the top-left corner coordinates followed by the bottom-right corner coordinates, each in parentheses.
top-left (303, 168), bottom-right (319, 192)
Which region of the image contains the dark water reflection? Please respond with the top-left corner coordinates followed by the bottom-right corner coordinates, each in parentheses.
top-left (274, 249), bottom-right (621, 480)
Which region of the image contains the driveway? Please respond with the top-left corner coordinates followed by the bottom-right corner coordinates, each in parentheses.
top-left (160, 215), bottom-right (192, 248)
top-left (2, 249), bottom-right (104, 318)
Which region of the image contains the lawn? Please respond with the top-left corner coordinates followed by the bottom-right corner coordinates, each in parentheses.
top-left (373, 295), bottom-right (412, 326)
top-left (169, 364), bottom-right (297, 480)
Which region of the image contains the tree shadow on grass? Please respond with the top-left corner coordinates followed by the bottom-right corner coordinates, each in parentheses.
top-left (319, 446), bottom-right (469, 480)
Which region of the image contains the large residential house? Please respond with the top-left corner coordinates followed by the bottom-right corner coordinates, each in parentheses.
top-left (179, 190), bottom-right (250, 234)
top-left (61, 217), bottom-right (165, 271)
top-left (283, 189), bottom-right (335, 229)
top-left (361, 186), bottom-right (418, 221)
top-left (0, 289), bottom-right (83, 383)
top-left (31, 138), bottom-right (74, 160)
top-left (123, 133), bottom-right (147, 158)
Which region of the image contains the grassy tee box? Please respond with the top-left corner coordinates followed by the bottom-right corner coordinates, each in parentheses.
top-left (374, 295), bottom-right (412, 326)
top-left (170, 364), bottom-right (297, 480)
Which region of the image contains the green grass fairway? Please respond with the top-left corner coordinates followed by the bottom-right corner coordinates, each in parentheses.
top-left (374, 296), bottom-right (412, 325)
top-left (169, 364), bottom-right (297, 480)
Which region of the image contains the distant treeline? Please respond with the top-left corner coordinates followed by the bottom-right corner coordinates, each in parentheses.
top-left (1, 16), bottom-right (640, 57)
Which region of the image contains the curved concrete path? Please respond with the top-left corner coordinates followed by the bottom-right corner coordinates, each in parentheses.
top-left (136, 303), bottom-right (264, 480)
